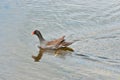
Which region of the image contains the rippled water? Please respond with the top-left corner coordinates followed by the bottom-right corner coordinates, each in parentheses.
top-left (0, 0), bottom-right (120, 80)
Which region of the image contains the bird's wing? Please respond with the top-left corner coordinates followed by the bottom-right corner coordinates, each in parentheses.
top-left (56, 41), bottom-right (73, 48)
top-left (46, 36), bottom-right (65, 46)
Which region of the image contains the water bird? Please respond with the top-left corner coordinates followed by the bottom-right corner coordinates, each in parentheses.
top-left (32, 30), bottom-right (74, 61)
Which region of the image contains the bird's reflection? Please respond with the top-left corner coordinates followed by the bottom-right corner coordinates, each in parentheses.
top-left (32, 47), bottom-right (74, 62)
top-left (32, 47), bottom-right (44, 62)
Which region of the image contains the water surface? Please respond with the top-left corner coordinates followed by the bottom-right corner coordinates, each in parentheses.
top-left (0, 0), bottom-right (120, 80)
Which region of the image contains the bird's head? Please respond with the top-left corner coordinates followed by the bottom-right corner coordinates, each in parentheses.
top-left (32, 30), bottom-right (40, 35)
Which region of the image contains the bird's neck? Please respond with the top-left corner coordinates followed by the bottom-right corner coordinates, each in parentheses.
top-left (36, 33), bottom-right (45, 43)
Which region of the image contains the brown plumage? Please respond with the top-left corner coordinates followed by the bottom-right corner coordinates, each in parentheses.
top-left (32, 30), bottom-right (73, 49)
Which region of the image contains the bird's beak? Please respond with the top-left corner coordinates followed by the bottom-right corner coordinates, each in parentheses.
top-left (32, 31), bottom-right (34, 35)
